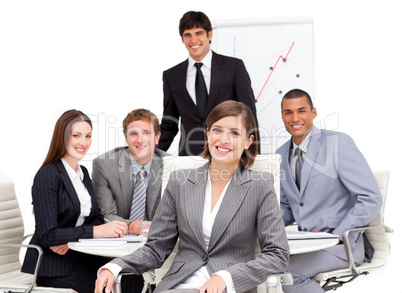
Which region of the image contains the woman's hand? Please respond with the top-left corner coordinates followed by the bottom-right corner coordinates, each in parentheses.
top-left (93, 220), bottom-right (128, 238)
top-left (49, 244), bottom-right (69, 255)
top-left (199, 275), bottom-right (227, 293)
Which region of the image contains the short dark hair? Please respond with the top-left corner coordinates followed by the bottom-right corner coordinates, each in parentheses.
top-left (200, 100), bottom-right (258, 169)
top-left (179, 11), bottom-right (212, 36)
top-left (123, 108), bottom-right (160, 137)
top-left (282, 89), bottom-right (314, 109)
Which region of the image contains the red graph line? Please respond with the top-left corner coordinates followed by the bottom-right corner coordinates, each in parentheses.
top-left (256, 42), bottom-right (295, 101)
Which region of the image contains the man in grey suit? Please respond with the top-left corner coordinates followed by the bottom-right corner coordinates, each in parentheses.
top-left (92, 108), bottom-right (167, 235)
top-left (276, 89), bottom-right (383, 293)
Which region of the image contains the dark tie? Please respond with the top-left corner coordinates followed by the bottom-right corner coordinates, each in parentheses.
top-left (294, 147), bottom-right (303, 190)
top-left (194, 62), bottom-right (208, 117)
top-left (129, 167), bottom-right (147, 220)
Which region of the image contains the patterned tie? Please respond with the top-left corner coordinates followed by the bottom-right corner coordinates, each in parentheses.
top-left (294, 147), bottom-right (303, 190)
top-left (194, 62), bottom-right (208, 117)
top-left (129, 167), bottom-right (147, 220)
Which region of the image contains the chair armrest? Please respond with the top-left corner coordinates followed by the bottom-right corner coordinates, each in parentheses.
top-left (112, 271), bottom-right (155, 293)
top-left (23, 233), bottom-right (34, 243)
top-left (342, 224), bottom-right (392, 275)
top-left (266, 273), bottom-right (293, 293)
top-left (0, 243), bottom-right (43, 293)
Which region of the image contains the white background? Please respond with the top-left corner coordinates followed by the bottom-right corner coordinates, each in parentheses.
top-left (0, 1), bottom-right (400, 292)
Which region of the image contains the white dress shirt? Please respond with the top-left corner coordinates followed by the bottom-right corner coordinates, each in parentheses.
top-left (175, 172), bottom-right (235, 292)
top-left (186, 49), bottom-right (212, 105)
top-left (61, 158), bottom-right (92, 226)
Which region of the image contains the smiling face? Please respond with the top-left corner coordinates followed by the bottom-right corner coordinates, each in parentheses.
top-left (207, 115), bottom-right (254, 167)
top-left (281, 96), bottom-right (317, 145)
top-left (63, 121), bottom-right (92, 168)
top-left (181, 27), bottom-right (213, 61)
top-left (125, 119), bottom-right (160, 166)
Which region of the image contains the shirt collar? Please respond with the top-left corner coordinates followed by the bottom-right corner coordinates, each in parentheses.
top-left (291, 129), bottom-right (313, 155)
top-left (130, 155), bottom-right (153, 175)
top-left (61, 158), bottom-right (84, 181)
top-left (188, 49), bottom-right (212, 72)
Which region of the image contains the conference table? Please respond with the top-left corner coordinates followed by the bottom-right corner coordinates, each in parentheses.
top-left (68, 230), bottom-right (339, 287)
top-left (68, 230), bottom-right (339, 258)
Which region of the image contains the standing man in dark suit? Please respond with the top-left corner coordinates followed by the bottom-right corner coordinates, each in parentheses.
top-left (92, 109), bottom-right (167, 235)
top-left (158, 11), bottom-right (259, 156)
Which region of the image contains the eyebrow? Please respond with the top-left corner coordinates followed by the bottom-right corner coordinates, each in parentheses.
top-left (283, 106), bottom-right (308, 112)
top-left (72, 131), bottom-right (92, 135)
top-left (212, 125), bottom-right (242, 131)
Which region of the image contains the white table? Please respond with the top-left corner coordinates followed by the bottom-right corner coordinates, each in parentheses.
top-left (68, 231), bottom-right (339, 258)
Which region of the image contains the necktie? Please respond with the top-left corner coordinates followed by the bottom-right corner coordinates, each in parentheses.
top-left (129, 168), bottom-right (147, 220)
top-left (194, 62), bottom-right (208, 117)
top-left (294, 147), bottom-right (303, 190)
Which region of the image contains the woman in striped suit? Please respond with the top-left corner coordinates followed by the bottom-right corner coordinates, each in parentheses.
top-left (21, 110), bottom-right (129, 293)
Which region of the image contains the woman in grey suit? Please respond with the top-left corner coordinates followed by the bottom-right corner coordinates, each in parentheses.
top-left (22, 110), bottom-right (129, 293)
top-left (96, 101), bottom-right (289, 293)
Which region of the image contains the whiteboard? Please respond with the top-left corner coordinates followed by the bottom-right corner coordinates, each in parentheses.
top-left (211, 17), bottom-right (315, 153)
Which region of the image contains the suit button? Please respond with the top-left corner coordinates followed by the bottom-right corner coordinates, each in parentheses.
top-left (202, 254), bottom-right (208, 262)
top-left (299, 202), bottom-right (304, 207)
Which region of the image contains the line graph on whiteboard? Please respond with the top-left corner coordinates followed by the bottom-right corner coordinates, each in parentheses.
top-left (213, 18), bottom-right (315, 152)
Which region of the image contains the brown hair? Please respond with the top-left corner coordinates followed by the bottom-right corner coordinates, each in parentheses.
top-left (41, 110), bottom-right (92, 168)
top-left (200, 101), bottom-right (258, 169)
top-left (122, 108), bottom-right (160, 137)
top-left (179, 11), bottom-right (212, 37)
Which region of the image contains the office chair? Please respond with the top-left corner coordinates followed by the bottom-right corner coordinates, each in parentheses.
top-left (314, 171), bottom-right (393, 291)
top-left (0, 181), bottom-right (77, 293)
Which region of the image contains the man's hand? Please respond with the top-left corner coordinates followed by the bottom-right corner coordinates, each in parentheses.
top-left (128, 220), bottom-right (145, 234)
top-left (95, 269), bottom-right (115, 293)
top-left (199, 275), bottom-right (226, 293)
top-left (49, 244), bottom-right (69, 255)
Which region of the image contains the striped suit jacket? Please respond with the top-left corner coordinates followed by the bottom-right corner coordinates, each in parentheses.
top-left (111, 162), bottom-right (289, 293)
top-left (21, 160), bottom-right (104, 277)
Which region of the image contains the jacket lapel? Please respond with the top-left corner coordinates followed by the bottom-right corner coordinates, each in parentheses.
top-left (183, 163), bottom-right (209, 251)
top-left (146, 150), bottom-right (163, 218)
top-left (119, 149), bottom-right (134, 217)
top-left (55, 160), bottom-right (80, 219)
top-left (208, 166), bottom-right (250, 251)
top-left (300, 127), bottom-right (322, 196)
top-left (176, 60), bottom-right (203, 118)
top-left (282, 140), bottom-right (300, 195)
top-left (207, 51), bottom-right (224, 115)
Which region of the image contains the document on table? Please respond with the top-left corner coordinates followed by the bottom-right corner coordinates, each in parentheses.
top-left (77, 234), bottom-right (141, 247)
top-left (287, 231), bottom-right (339, 240)
top-left (74, 240), bottom-right (127, 247)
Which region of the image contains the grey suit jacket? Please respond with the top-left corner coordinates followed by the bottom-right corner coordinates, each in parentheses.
top-left (92, 147), bottom-right (167, 224)
top-left (276, 127), bottom-right (382, 262)
top-left (111, 162), bottom-right (289, 293)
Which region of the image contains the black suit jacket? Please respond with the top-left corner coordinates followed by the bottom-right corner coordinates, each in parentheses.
top-left (21, 160), bottom-right (104, 277)
top-left (159, 51), bottom-right (259, 156)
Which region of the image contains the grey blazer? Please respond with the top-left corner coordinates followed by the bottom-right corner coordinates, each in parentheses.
top-left (111, 162), bottom-right (289, 293)
top-left (92, 147), bottom-right (167, 224)
top-left (276, 126), bottom-right (382, 262)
